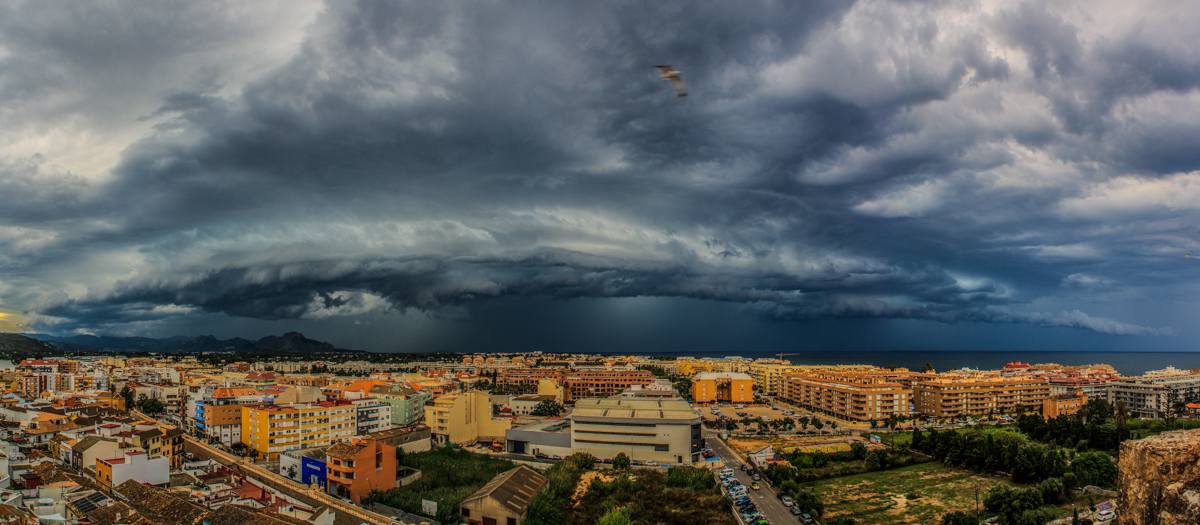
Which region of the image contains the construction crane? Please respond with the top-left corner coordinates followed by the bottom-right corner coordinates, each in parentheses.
top-left (776, 353), bottom-right (799, 362)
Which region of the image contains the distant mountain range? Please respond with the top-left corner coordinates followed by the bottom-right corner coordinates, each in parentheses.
top-left (13, 331), bottom-right (368, 354)
top-left (0, 333), bottom-right (61, 354)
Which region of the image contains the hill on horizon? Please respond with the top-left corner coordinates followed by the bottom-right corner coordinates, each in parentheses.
top-left (0, 333), bottom-right (61, 355)
top-left (13, 331), bottom-right (365, 354)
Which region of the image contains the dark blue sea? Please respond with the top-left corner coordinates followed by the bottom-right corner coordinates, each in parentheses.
top-left (614, 351), bottom-right (1200, 377)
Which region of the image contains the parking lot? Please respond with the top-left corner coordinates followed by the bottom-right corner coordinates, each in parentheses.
top-left (710, 404), bottom-right (792, 421)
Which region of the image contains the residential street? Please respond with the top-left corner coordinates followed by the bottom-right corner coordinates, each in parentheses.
top-left (705, 427), bottom-right (802, 525)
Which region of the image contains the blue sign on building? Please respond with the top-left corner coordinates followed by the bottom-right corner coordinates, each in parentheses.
top-left (300, 456), bottom-right (327, 492)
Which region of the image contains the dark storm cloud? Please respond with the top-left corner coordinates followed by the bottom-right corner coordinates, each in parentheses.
top-left (5, 0), bottom-right (1199, 344)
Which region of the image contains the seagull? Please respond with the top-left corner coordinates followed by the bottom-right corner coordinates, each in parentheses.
top-left (1188, 251), bottom-right (1193, 259)
top-left (654, 65), bottom-right (687, 97)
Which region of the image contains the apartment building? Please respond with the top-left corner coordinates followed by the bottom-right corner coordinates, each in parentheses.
top-left (1044, 392), bottom-right (1088, 419)
top-left (747, 363), bottom-right (803, 396)
top-left (913, 376), bottom-right (1050, 417)
top-left (1047, 376), bottom-right (1116, 398)
top-left (425, 391), bottom-right (512, 445)
top-left (325, 436), bottom-right (397, 503)
top-left (496, 368), bottom-right (568, 394)
top-left (314, 399), bottom-right (357, 442)
top-left (368, 384), bottom-right (433, 426)
top-left (350, 397), bottom-right (392, 434)
top-left (856, 369), bottom-right (937, 389)
top-left (747, 363), bottom-right (874, 396)
top-left (1104, 369), bottom-right (1200, 418)
top-left (96, 450), bottom-right (170, 488)
top-left (1105, 380), bottom-right (1165, 418)
top-left (569, 397), bottom-right (703, 464)
top-left (242, 402), bottom-right (341, 461)
top-left (563, 370), bottom-right (655, 402)
top-left (691, 372), bottom-right (754, 404)
top-left (195, 386), bottom-right (260, 446)
top-left (780, 373), bottom-right (912, 421)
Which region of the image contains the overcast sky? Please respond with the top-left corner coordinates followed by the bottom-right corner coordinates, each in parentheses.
top-left (2, 0), bottom-right (1199, 353)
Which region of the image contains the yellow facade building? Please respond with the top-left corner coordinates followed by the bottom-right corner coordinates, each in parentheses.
top-left (242, 401), bottom-right (346, 460)
top-left (425, 391), bottom-right (512, 445)
top-left (692, 372), bottom-right (754, 404)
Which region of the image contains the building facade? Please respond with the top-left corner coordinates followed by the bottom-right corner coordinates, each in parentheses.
top-left (691, 372), bottom-right (754, 404)
top-left (569, 397), bottom-right (702, 464)
top-left (425, 391), bottom-right (512, 445)
top-left (563, 370), bottom-right (655, 402)
top-left (912, 376), bottom-right (1050, 418)
top-left (780, 373), bottom-right (912, 422)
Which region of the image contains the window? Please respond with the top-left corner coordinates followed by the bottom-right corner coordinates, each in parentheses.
top-left (462, 509), bottom-right (470, 518)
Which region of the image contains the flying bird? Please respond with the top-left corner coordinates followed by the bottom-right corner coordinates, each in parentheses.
top-left (654, 65), bottom-right (687, 97)
top-left (1188, 251), bottom-right (1193, 259)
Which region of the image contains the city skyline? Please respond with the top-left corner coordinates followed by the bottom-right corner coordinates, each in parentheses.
top-left (2, 1), bottom-right (1200, 353)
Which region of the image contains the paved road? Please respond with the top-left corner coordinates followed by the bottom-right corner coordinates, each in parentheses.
top-left (705, 427), bottom-right (800, 525)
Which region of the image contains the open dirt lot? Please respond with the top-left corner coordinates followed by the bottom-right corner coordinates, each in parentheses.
top-left (725, 434), bottom-right (863, 456)
top-left (808, 462), bottom-right (1013, 525)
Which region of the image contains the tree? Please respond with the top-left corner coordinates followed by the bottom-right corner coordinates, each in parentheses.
top-left (941, 511), bottom-right (976, 525)
top-left (812, 418), bottom-right (825, 431)
top-left (850, 441), bottom-right (868, 460)
top-left (829, 420), bottom-right (838, 431)
top-left (530, 400), bottom-right (565, 417)
top-left (287, 466), bottom-right (297, 479)
top-left (137, 396), bottom-right (164, 415)
top-left (119, 386), bottom-right (135, 409)
top-left (231, 442), bottom-right (248, 454)
top-left (725, 420), bottom-right (737, 431)
top-left (921, 362), bottom-right (936, 373)
top-left (983, 485), bottom-right (1043, 525)
top-left (789, 488), bottom-right (825, 517)
top-left (1071, 452), bottom-right (1117, 488)
top-left (612, 452), bottom-right (630, 470)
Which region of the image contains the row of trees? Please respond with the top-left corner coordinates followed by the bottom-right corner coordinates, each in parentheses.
top-left (913, 428), bottom-right (1117, 487)
top-left (1013, 397), bottom-right (1129, 450)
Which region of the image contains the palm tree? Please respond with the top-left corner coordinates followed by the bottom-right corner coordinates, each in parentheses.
top-left (886, 413), bottom-right (900, 447)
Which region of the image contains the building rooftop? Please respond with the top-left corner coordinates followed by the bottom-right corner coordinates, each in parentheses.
top-left (571, 397), bottom-right (699, 421)
top-left (462, 466), bottom-right (548, 516)
top-left (694, 372), bottom-right (754, 381)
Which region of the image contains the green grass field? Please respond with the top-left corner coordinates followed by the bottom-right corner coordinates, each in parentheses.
top-left (806, 462), bottom-right (1014, 525)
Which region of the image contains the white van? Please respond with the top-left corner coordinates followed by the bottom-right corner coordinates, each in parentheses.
top-left (719, 468), bottom-right (735, 477)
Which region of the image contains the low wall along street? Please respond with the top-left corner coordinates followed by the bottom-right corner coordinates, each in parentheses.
top-left (180, 435), bottom-right (397, 525)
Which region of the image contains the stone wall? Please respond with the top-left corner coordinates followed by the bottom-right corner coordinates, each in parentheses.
top-left (1118, 429), bottom-right (1200, 525)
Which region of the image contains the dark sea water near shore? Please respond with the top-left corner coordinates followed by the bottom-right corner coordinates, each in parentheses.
top-left (598, 350), bottom-right (1200, 376)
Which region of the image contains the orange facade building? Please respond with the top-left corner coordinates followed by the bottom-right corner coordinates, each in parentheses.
top-left (1043, 392), bottom-right (1088, 419)
top-left (325, 437), bottom-right (397, 503)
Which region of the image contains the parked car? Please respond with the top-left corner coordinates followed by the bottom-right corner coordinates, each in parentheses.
top-left (644, 460), bottom-right (658, 466)
top-left (1096, 510), bottom-right (1115, 522)
top-left (631, 460), bottom-right (644, 466)
top-left (800, 513), bottom-right (816, 525)
top-left (781, 495), bottom-right (794, 506)
top-left (740, 464), bottom-right (749, 471)
top-left (548, 454), bottom-right (562, 460)
top-left (602, 458), bottom-right (612, 463)
top-left (750, 482), bottom-right (760, 490)
top-left (752, 473), bottom-right (761, 481)
top-left (790, 506), bottom-right (802, 515)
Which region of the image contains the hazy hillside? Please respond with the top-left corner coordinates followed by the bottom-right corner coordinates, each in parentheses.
top-left (0, 333), bottom-right (60, 355)
top-left (21, 331), bottom-right (362, 354)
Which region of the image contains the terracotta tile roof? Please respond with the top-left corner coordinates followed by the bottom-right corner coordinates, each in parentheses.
top-left (324, 441), bottom-right (366, 460)
top-left (197, 504), bottom-right (311, 525)
top-left (461, 466), bottom-right (548, 516)
top-left (113, 479), bottom-right (207, 525)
